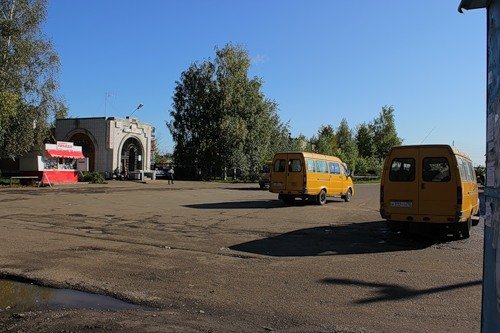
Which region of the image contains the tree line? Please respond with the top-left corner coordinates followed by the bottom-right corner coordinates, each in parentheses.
top-left (0, 3), bottom-right (402, 180)
top-left (0, 0), bottom-right (67, 160)
top-left (297, 106), bottom-right (402, 176)
top-left (169, 44), bottom-right (402, 179)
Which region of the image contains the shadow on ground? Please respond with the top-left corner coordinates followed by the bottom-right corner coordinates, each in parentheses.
top-left (223, 186), bottom-right (268, 191)
top-left (184, 200), bottom-right (287, 209)
top-left (318, 277), bottom-right (482, 304)
top-left (230, 221), bottom-right (453, 256)
top-left (184, 197), bottom-right (347, 209)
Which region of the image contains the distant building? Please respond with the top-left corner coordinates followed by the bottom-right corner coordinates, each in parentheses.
top-left (55, 117), bottom-right (154, 176)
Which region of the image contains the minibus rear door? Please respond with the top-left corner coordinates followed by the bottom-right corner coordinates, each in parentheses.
top-left (271, 154), bottom-right (287, 192)
top-left (418, 148), bottom-right (455, 217)
top-left (286, 153), bottom-right (304, 192)
top-left (386, 153), bottom-right (419, 216)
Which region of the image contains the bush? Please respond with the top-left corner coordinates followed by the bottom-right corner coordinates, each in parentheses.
top-left (355, 157), bottom-right (382, 176)
top-left (78, 171), bottom-right (105, 184)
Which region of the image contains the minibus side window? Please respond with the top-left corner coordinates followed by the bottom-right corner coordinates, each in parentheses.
top-left (342, 164), bottom-right (350, 176)
top-left (288, 159), bottom-right (302, 172)
top-left (329, 162), bottom-right (340, 174)
top-left (464, 161), bottom-right (472, 181)
top-left (467, 161), bottom-right (476, 182)
top-left (306, 159), bottom-right (315, 172)
top-left (274, 159), bottom-right (286, 172)
top-left (457, 157), bottom-right (467, 181)
top-left (389, 158), bottom-right (415, 182)
top-left (457, 157), bottom-right (471, 181)
top-left (422, 157), bottom-right (450, 182)
top-left (465, 160), bottom-right (474, 181)
top-left (315, 160), bottom-right (328, 173)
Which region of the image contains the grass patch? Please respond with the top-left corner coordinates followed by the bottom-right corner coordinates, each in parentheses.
top-left (0, 178), bottom-right (18, 185)
top-left (353, 179), bottom-right (380, 184)
top-left (78, 171), bottom-right (106, 184)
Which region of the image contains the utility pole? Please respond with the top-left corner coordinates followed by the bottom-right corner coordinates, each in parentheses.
top-left (459, 1), bottom-right (500, 331)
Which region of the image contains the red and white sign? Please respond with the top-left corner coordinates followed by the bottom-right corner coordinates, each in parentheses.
top-left (56, 141), bottom-right (74, 150)
top-left (45, 142), bottom-right (84, 159)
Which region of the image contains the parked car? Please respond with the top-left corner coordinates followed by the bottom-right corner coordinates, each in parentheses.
top-left (154, 168), bottom-right (167, 179)
top-left (258, 161), bottom-right (272, 189)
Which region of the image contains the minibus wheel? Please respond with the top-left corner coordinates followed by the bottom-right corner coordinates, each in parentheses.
top-left (460, 217), bottom-right (472, 239)
top-left (317, 189), bottom-right (327, 205)
top-left (343, 188), bottom-right (352, 202)
top-left (281, 195), bottom-right (294, 205)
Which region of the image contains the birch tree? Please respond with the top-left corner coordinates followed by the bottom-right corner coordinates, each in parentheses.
top-left (0, 0), bottom-right (66, 158)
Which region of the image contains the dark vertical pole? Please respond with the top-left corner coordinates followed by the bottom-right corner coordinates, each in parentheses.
top-left (482, 1), bottom-right (500, 331)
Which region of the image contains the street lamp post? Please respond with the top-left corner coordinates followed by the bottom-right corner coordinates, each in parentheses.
top-left (129, 103), bottom-right (143, 117)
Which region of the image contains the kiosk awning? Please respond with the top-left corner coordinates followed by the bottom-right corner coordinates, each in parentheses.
top-left (46, 149), bottom-right (85, 159)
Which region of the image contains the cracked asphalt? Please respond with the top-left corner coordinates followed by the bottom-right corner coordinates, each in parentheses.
top-left (0, 181), bottom-right (483, 332)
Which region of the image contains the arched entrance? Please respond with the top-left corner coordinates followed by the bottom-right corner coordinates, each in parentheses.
top-left (69, 133), bottom-right (95, 172)
top-left (120, 137), bottom-right (143, 174)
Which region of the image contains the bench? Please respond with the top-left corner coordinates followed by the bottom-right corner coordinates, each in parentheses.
top-left (10, 176), bottom-right (39, 186)
top-left (129, 171), bottom-right (157, 181)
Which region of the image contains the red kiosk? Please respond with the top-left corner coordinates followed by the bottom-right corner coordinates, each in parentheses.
top-left (19, 141), bottom-right (88, 184)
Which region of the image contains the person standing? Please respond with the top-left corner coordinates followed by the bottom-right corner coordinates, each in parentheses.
top-left (167, 165), bottom-right (174, 184)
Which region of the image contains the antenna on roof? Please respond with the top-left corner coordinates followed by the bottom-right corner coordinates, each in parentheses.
top-left (420, 126), bottom-right (436, 143)
top-left (104, 91), bottom-right (113, 117)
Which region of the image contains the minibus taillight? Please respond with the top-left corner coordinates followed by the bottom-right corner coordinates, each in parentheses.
top-left (457, 186), bottom-right (462, 205)
top-left (380, 185), bottom-right (384, 203)
top-left (303, 175), bottom-right (306, 185)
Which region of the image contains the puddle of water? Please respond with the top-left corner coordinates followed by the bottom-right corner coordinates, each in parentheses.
top-left (0, 279), bottom-right (141, 312)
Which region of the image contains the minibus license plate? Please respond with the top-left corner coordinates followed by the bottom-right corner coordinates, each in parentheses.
top-left (273, 182), bottom-right (283, 188)
top-left (390, 201), bottom-right (412, 208)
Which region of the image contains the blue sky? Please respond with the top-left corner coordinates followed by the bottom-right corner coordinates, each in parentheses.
top-left (45, 0), bottom-right (486, 165)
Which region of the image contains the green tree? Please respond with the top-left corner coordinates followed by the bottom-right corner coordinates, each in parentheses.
top-left (289, 133), bottom-right (312, 152)
top-left (0, 0), bottom-right (66, 159)
top-left (314, 125), bottom-right (337, 156)
top-left (475, 165), bottom-right (485, 184)
top-left (355, 156), bottom-right (381, 176)
top-left (336, 118), bottom-right (352, 149)
top-left (371, 105), bottom-right (402, 161)
top-left (355, 122), bottom-right (374, 158)
top-left (169, 61), bottom-right (218, 177)
top-left (335, 119), bottom-right (358, 172)
top-left (169, 44), bottom-right (289, 179)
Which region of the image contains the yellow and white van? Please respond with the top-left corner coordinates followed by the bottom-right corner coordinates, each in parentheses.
top-left (269, 152), bottom-right (354, 205)
top-left (380, 145), bottom-right (480, 238)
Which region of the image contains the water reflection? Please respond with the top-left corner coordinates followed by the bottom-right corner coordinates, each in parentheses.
top-left (0, 279), bottom-right (140, 312)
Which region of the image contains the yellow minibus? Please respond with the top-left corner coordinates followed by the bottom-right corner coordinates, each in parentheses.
top-left (380, 145), bottom-right (480, 238)
top-left (269, 152), bottom-right (354, 205)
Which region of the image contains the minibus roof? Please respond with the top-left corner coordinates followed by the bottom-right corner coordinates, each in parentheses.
top-left (275, 151), bottom-right (343, 161)
top-left (389, 144), bottom-right (472, 160)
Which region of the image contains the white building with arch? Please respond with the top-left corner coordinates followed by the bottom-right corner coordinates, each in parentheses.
top-left (55, 117), bottom-right (154, 176)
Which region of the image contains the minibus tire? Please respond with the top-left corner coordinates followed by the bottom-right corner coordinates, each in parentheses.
top-left (472, 216), bottom-right (480, 226)
top-left (281, 195), bottom-right (294, 205)
top-left (317, 189), bottom-right (327, 205)
top-left (461, 218), bottom-right (472, 239)
top-left (343, 188), bottom-right (352, 202)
